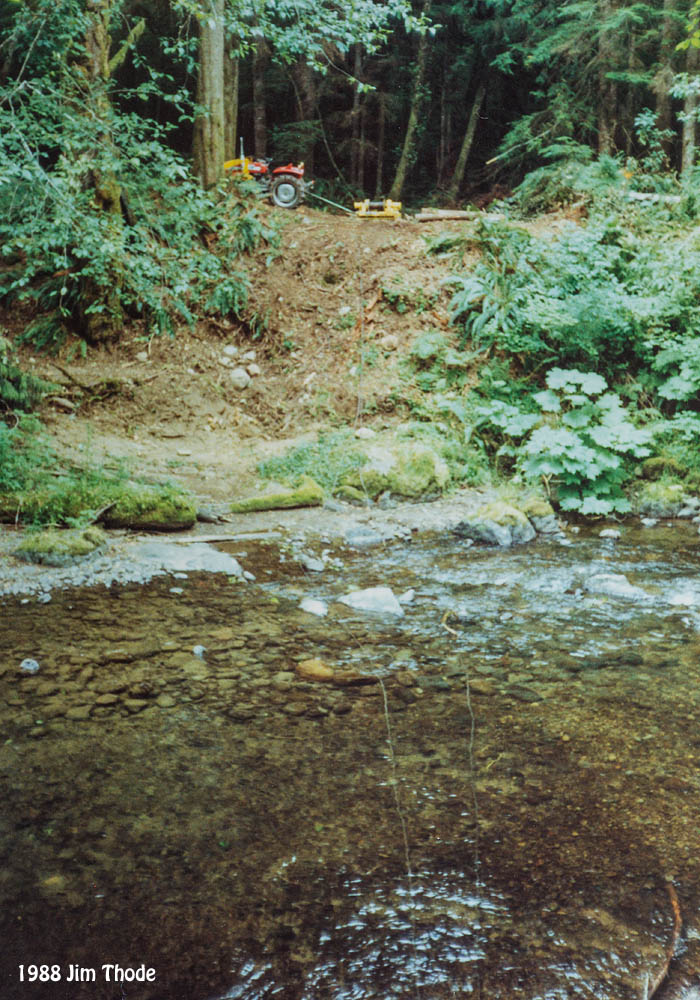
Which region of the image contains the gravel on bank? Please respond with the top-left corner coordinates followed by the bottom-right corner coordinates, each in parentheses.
top-left (0, 490), bottom-right (492, 599)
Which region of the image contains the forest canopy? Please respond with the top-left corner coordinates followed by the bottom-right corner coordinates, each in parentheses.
top-left (0, 0), bottom-right (699, 347)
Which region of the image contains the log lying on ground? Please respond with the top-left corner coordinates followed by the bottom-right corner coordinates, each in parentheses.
top-left (414, 209), bottom-right (505, 222)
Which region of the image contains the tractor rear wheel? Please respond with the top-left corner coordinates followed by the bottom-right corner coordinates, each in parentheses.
top-left (271, 175), bottom-right (303, 209)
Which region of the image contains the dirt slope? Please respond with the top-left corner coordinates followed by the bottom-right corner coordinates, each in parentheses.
top-left (13, 207), bottom-right (481, 505)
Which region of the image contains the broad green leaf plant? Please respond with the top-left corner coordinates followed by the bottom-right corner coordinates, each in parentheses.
top-left (479, 368), bottom-right (653, 514)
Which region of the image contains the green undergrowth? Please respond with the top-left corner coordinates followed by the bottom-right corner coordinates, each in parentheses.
top-left (0, 418), bottom-right (194, 527)
top-left (398, 184), bottom-right (700, 512)
top-left (257, 431), bottom-right (368, 494)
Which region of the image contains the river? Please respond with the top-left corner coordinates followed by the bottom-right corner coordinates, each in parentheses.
top-left (1, 521), bottom-right (700, 999)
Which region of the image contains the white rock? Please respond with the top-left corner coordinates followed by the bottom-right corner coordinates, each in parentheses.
top-left (339, 586), bottom-right (404, 617)
top-left (300, 597), bottom-right (328, 617)
top-left (338, 305), bottom-right (352, 316)
top-left (223, 345), bottom-right (239, 357)
top-left (379, 334), bottom-right (399, 351)
top-left (641, 517), bottom-right (658, 527)
top-left (192, 645), bottom-right (206, 659)
top-left (20, 658), bottom-right (40, 674)
top-left (599, 528), bottom-right (621, 539)
top-left (300, 554), bottom-right (325, 573)
top-left (136, 350), bottom-right (149, 362)
top-left (247, 363), bottom-right (262, 377)
top-left (242, 350), bottom-right (256, 362)
top-left (584, 573), bottom-right (650, 601)
top-left (354, 427), bottom-right (376, 440)
top-left (398, 589), bottom-right (416, 604)
top-left (230, 367), bottom-right (251, 390)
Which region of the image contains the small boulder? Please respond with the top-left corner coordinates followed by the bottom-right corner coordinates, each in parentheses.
top-left (15, 526), bottom-right (107, 566)
top-left (455, 501), bottom-right (536, 547)
top-left (584, 573), bottom-right (650, 601)
top-left (635, 481), bottom-right (686, 517)
top-left (296, 658), bottom-right (335, 682)
top-left (338, 586), bottom-right (404, 617)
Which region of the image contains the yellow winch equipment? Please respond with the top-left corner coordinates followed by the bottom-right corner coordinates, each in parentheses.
top-left (353, 199), bottom-right (402, 220)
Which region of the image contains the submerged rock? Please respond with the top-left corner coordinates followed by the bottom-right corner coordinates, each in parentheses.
top-left (584, 573), bottom-right (650, 601)
top-left (455, 501), bottom-right (536, 547)
top-left (296, 658), bottom-right (335, 682)
top-left (230, 476), bottom-right (323, 513)
top-left (14, 526), bottom-right (107, 567)
top-left (338, 585), bottom-right (405, 616)
top-left (299, 597), bottom-right (328, 617)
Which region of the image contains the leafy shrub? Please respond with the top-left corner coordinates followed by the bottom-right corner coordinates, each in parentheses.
top-left (0, 23), bottom-right (277, 348)
top-left (448, 214), bottom-right (700, 388)
top-left (0, 335), bottom-right (55, 413)
top-left (477, 368), bottom-right (653, 513)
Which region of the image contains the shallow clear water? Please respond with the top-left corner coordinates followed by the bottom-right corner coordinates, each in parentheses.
top-left (2, 524), bottom-right (700, 999)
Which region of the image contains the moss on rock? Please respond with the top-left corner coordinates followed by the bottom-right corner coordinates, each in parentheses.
top-left (230, 476), bottom-right (324, 513)
top-left (15, 526), bottom-right (108, 566)
top-left (519, 497), bottom-right (555, 519)
top-left (634, 480), bottom-right (687, 517)
top-left (102, 487), bottom-right (197, 531)
top-left (477, 501), bottom-right (531, 526)
top-left (341, 442), bottom-right (450, 499)
top-left (641, 456), bottom-right (687, 481)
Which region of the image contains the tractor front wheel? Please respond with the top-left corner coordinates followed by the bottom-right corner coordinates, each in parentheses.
top-left (271, 175), bottom-right (303, 209)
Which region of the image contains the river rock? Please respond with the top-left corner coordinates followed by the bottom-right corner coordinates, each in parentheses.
top-left (296, 658), bottom-right (335, 682)
top-left (338, 586), bottom-right (404, 616)
top-left (454, 501), bottom-right (536, 547)
top-left (635, 481), bottom-right (686, 517)
top-left (299, 553), bottom-right (325, 572)
top-left (20, 658), bottom-right (40, 674)
top-left (519, 497), bottom-right (560, 534)
top-left (584, 573), bottom-right (650, 601)
top-left (299, 597), bottom-right (328, 617)
top-left (15, 527), bottom-right (107, 567)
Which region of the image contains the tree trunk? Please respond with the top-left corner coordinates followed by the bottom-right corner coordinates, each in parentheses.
top-left (597, 0), bottom-right (618, 155)
top-left (192, 0), bottom-right (225, 189)
top-left (374, 92), bottom-right (386, 197)
top-left (292, 60), bottom-right (317, 176)
top-left (350, 45), bottom-right (363, 187)
top-left (224, 38), bottom-right (239, 160)
top-left (447, 79), bottom-right (486, 204)
top-left (682, 43), bottom-right (700, 175)
top-left (252, 38), bottom-right (268, 157)
top-left (654, 0), bottom-right (678, 164)
top-left (74, 0), bottom-right (125, 343)
top-left (388, 0), bottom-right (432, 202)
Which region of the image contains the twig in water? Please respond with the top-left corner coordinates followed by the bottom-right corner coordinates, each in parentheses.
top-left (440, 610), bottom-right (481, 887)
top-left (378, 678), bottom-right (421, 1000)
top-left (645, 881), bottom-right (682, 1000)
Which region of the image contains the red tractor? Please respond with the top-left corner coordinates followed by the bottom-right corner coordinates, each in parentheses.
top-left (224, 151), bottom-right (309, 209)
